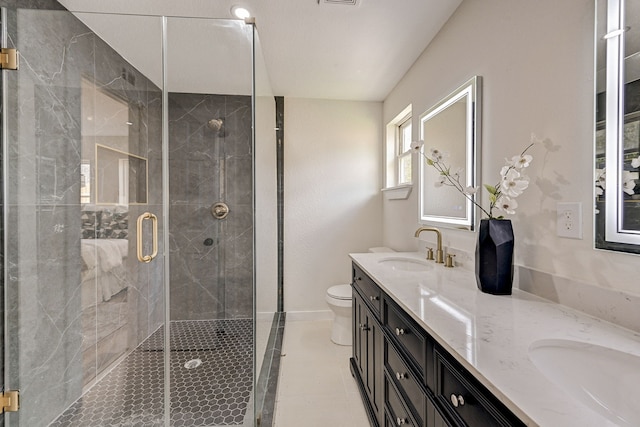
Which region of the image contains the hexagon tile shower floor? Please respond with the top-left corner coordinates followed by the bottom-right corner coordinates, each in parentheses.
top-left (51, 319), bottom-right (253, 426)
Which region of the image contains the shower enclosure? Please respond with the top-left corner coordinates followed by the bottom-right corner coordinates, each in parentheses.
top-left (0, 2), bottom-right (278, 426)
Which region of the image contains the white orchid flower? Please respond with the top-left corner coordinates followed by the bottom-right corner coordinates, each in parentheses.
top-left (622, 171), bottom-right (637, 195)
top-left (429, 148), bottom-right (447, 163)
top-left (463, 186), bottom-right (478, 195)
top-left (410, 140), bottom-right (424, 152)
top-left (510, 154), bottom-right (533, 169)
top-left (632, 156), bottom-right (640, 168)
top-left (496, 196), bottom-right (518, 215)
top-left (595, 169), bottom-right (606, 196)
top-left (425, 141), bottom-right (539, 219)
top-left (501, 169), bottom-right (529, 197)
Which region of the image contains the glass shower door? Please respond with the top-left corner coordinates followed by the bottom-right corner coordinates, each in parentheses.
top-left (2, 5), bottom-right (276, 427)
top-left (1, 6), bottom-right (166, 426)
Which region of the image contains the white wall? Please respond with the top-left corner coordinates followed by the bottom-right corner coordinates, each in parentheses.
top-left (383, 0), bottom-right (640, 296)
top-left (255, 95), bottom-right (278, 315)
top-left (284, 98), bottom-right (383, 313)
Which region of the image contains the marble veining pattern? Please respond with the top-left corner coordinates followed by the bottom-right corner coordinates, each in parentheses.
top-left (350, 251), bottom-right (640, 427)
top-left (2, 3), bottom-right (164, 426)
top-left (168, 93), bottom-right (253, 321)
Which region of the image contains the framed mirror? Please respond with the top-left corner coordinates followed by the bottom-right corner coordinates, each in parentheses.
top-left (418, 76), bottom-right (481, 230)
top-left (595, 0), bottom-right (640, 253)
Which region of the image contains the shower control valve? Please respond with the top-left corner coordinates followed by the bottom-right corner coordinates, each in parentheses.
top-left (211, 202), bottom-right (230, 220)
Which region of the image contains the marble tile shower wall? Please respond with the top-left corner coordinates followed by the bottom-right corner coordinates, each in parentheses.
top-left (168, 93), bottom-right (253, 320)
top-left (1, 2), bottom-right (163, 426)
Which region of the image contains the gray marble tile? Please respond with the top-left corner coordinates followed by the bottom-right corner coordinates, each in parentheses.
top-left (167, 93), bottom-right (254, 321)
top-left (1, 3), bottom-right (166, 425)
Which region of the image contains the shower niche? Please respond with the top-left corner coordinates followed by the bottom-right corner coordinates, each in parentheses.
top-left (95, 145), bottom-right (148, 205)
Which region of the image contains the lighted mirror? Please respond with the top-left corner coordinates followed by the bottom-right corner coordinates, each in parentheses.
top-left (419, 76), bottom-right (481, 230)
top-left (595, 0), bottom-right (640, 253)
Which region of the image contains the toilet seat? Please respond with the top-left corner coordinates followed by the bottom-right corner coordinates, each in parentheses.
top-left (327, 284), bottom-right (351, 300)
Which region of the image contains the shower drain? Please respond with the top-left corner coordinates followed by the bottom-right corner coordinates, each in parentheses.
top-left (184, 358), bottom-right (203, 369)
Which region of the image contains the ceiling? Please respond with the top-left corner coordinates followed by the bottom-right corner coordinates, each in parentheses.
top-left (58, 0), bottom-right (462, 101)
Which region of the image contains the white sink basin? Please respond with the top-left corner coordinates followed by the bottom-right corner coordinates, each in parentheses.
top-left (528, 339), bottom-right (640, 426)
top-left (378, 257), bottom-right (431, 272)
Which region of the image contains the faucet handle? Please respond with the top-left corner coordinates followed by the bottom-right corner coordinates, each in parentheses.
top-left (425, 247), bottom-right (434, 261)
top-left (445, 253), bottom-right (456, 268)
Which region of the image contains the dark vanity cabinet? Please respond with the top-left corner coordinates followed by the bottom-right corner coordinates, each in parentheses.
top-left (352, 266), bottom-right (384, 426)
top-left (350, 263), bottom-right (525, 427)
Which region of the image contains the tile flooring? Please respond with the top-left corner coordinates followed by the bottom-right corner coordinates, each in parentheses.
top-left (51, 319), bottom-right (252, 427)
top-left (273, 319), bottom-right (369, 427)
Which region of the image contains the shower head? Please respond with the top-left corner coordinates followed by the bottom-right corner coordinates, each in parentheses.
top-left (207, 118), bottom-right (224, 132)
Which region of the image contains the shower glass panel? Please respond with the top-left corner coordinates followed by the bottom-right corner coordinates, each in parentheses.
top-left (164, 17), bottom-right (257, 426)
top-left (1, 5), bottom-right (166, 426)
top-left (252, 27), bottom-right (279, 425)
top-left (1, 4), bottom-right (275, 426)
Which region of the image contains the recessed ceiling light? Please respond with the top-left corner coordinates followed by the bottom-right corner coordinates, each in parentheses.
top-left (231, 5), bottom-right (251, 20)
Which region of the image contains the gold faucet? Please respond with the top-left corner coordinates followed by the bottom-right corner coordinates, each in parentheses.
top-left (414, 227), bottom-right (444, 264)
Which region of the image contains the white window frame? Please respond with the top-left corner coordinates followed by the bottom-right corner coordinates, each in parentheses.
top-left (396, 116), bottom-right (413, 185)
top-left (384, 105), bottom-right (412, 189)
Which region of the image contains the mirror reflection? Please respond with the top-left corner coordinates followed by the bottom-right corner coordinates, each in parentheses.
top-left (595, 0), bottom-right (640, 253)
top-left (419, 76), bottom-right (481, 230)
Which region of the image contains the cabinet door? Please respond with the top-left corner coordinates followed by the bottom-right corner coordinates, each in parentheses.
top-left (353, 292), bottom-right (365, 378)
top-left (353, 289), bottom-right (384, 426)
top-left (369, 313), bottom-right (383, 426)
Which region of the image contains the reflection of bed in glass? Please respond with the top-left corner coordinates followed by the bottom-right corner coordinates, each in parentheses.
top-left (80, 207), bottom-right (131, 387)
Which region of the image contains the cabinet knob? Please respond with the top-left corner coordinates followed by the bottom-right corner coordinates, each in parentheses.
top-left (450, 394), bottom-right (465, 408)
top-left (395, 327), bottom-right (406, 336)
top-left (396, 417), bottom-right (408, 425)
top-left (395, 372), bottom-right (407, 380)
top-left (369, 295), bottom-right (379, 301)
top-left (360, 324), bottom-right (370, 331)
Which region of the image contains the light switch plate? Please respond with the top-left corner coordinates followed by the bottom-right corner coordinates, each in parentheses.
top-left (556, 202), bottom-right (583, 239)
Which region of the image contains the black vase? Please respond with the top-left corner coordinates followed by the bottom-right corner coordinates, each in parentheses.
top-left (475, 219), bottom-right (514, 295)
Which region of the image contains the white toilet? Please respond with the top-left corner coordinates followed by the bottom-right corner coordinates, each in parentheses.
top-left (326, 247), bottom-right (395, 345)
top-left (326, 284), bottom-right (353, 345)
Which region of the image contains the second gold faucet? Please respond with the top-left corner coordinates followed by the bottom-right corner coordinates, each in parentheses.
top-left (414, 227), bottom-right (444, 264)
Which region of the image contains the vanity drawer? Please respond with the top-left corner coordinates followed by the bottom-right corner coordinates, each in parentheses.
top-left (385, 376), bottom-right (417, 427)
top-left (384, 298), bottom-right (427, 380)
top-left (434, 349), bottom-right (525, 427)
top-left (386, 339), bottom-right (426, 426)
top-left (353, 265), bottom-right (382, 315)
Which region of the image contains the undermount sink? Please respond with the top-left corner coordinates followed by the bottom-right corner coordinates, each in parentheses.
top-left (528, 339), bottom-right (640, 426)
top-left (378, 257), bottom-right (431, 272)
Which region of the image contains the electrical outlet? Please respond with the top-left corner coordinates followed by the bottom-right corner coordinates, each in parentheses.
top-left (556, 202), bottom-right (583, 239)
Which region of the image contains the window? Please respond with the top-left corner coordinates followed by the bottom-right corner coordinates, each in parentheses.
top-left (385, 105), bottom-right (413, 189)
top-left (397, 117), bottom-right (412, 185)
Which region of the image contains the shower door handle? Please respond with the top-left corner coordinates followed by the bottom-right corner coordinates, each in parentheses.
top-left (137, 212), bottom-right (158, 263)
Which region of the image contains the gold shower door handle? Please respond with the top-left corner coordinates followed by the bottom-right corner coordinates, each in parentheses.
top-left (136, 212), bottom-right (158, 263)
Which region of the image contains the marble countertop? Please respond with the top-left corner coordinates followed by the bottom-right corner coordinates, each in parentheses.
top-left (350, 251), bottom-right (640, 427)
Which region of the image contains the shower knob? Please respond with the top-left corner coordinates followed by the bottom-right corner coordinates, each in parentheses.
top-left (211, 202), bottom-right (230, 220)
